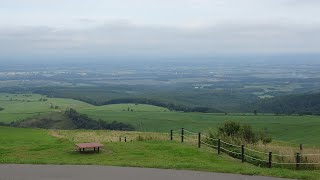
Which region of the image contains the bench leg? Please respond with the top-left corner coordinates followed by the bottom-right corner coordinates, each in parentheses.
top-left (98, 147), bottom-right (100, 152)
top-left (83, 148), bottom-right (85, 152)
top-left (94, 147), bottom-right (96, 151)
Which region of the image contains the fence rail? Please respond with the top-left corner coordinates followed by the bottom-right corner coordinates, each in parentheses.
top-left (170, 128), bottom-right (320, 169)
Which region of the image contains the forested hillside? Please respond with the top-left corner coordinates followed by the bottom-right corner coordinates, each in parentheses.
top-left (252, 93), bottom-right (320, 115)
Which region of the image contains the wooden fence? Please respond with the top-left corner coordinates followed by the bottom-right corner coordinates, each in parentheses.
top-left (170, 128), bottom-right (320, 170)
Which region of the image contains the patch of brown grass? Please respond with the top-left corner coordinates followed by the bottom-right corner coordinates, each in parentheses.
top-left (246, 142), bottom-right (320, 169)
top-left (49, 129), bottom-right (170, 143)
top-left (48, 130), bottom-right (65, 139)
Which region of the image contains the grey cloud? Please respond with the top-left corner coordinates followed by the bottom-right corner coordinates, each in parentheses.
top-left (0, 21), bottom-right (319, 58)
top-left (284, 0), bottom-right (320, 6)
top-left (77, 18), bottom-right (97, 23)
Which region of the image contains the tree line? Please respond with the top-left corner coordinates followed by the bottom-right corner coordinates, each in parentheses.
top-left (27, 87), bottom-right (224, 113)
top-left (65, 108), bottom-right (135, 131)
top-left (102, 98), bottom-right (223, 113)
top-left (3, 86), bottom-right (320, 115)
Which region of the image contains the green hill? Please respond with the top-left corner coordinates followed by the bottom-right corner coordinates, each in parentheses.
top-left (7, 109), bottom-right (135, 131)
top-left (0, 93), bottom-right (172, 122)
top-left (10, 112), bottom-right (77, 129)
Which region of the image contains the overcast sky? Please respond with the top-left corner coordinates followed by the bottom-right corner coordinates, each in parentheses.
top-left (0, 0), bottom-right (320, 60)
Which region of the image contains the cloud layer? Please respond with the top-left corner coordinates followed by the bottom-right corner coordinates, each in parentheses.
top-left (0, 0), bottom-right (319, 59)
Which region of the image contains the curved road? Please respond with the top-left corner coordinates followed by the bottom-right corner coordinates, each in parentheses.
top-left (0, 164), bottom-right (292, 180)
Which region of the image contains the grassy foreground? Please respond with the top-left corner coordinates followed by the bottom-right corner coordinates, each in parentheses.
top-left (0, 126), bottom-right (319, 180)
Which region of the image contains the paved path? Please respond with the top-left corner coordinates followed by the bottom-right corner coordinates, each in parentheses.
top-left (0, 164), bottom-right (293, 180)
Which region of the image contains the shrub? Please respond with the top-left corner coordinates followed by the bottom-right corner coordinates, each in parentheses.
top-left (240, 124), bottom-right (258, 144)
top-left (218, 121), bottom-right (240, 137)
top-left (217, 121), bottom-right (271, 145)
top-left (136, 135), bottom-right (154, 141)
top-left (0, 107), bottom-right (4, 111)
top-left (0, 122), bottom-right (8, 126)
top-left (259, 131), bottom-right (272, 145)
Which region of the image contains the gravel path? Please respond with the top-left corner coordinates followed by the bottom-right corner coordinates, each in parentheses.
top-left (0, 164), bottom-right (293, 180)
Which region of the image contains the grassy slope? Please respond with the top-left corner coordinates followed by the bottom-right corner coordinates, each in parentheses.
top-left (0, 126), bottom-right (319, 180)
top-left (1, 93), bottom-right (320, 145)
top-left (81, 110), bottom-right (320, 145)
top-left (16, 112), bottom-right (77, 129)
top-left (0, 93), bottom-right (91, 123)
top-left (0, 93), bottom-right (168, 123)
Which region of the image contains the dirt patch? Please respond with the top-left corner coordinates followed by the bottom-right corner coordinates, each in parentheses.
top-left (49, 130), bottom-right (65, 139)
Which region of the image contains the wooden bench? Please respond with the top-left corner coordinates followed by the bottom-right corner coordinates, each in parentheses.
top-left (76, 142), bottom-right (104, 153)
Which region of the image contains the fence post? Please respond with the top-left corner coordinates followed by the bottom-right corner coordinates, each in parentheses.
top-left (170, 130), bottom-right (173, 141)
top-left (300, 144), bottom-right (303, 151)
top-left (125, 137), bottom-right (127, 142)
top-left (296, 153), bottom-right (300, 170)
top-left (268, 152), bottom-right (272, 168)
top-left (198, 133), bottom-right (201, 148)
top-left (181, 128), bottom-right (184, 143)
top-left (241, 145), bottom-right (245, 163)
top-left (218, 139), bottom-right (221, 154)
top-left (119, 137), bottom-right (121, 142)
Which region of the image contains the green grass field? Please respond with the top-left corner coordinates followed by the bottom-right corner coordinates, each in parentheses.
top-left (0, 93), bottom-right (91, 123)
top-left (0, 126), bottom-right (319, 180)
top-left (80, 109), bottom-right (320, 145)
top-left (1, 93), bottom-right (320, 145)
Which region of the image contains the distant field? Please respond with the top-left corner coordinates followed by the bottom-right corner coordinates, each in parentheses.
top-left (81, 103), bottom-right (169, 112)
top-left (1, 93), bottom-right (320, 145)
top-left (0, 126), bottom-right (318, 180)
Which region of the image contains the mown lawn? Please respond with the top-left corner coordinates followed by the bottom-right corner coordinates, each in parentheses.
top-left (0, 126), bottom-right (319, 180)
